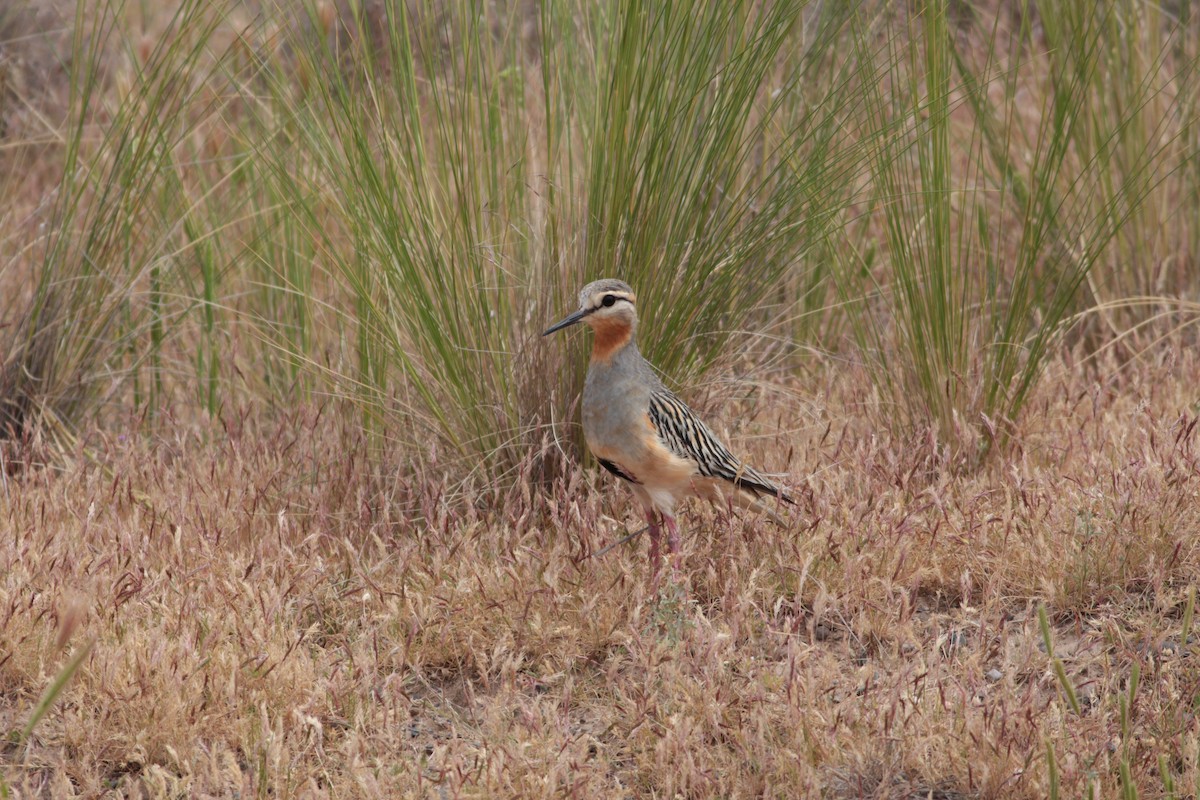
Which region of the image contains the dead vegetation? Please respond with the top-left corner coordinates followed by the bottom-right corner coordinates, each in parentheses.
top-left (1, 347), bottom-right (1197, 797)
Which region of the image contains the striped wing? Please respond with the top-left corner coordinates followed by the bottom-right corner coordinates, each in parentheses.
top-left (597, 456), bottom-right (640, 484)
top-left (647, 389), bottom-right (793, 503)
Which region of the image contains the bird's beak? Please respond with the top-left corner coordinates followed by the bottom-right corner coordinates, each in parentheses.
top-left (542, 308), bottom-right (588, 336)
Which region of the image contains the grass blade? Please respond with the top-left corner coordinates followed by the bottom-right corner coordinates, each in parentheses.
top-left (18, 637), bottom-right (94, 748)
top-left (1039, 604), bottom-right (1081, 715)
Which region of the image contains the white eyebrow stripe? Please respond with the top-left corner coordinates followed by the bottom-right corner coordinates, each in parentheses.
top-left (589, 292), bottom-right (636, 310)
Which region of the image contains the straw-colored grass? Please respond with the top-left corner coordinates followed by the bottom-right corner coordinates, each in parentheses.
top-left (2, 350), bottom-right (1198, 797)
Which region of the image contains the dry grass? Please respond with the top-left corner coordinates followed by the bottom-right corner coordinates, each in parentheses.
top-left (2, 347), bottom-right (1197, 798)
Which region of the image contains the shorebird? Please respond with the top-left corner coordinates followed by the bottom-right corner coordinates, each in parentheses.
top-left (544, 278), bottom-right (793, 579)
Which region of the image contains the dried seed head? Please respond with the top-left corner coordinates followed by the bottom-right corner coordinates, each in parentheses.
top-left (54, 595), bottom-right (87, 651)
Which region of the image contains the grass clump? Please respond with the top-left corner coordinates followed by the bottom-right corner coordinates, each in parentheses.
top-left (8, 1), bottom-right (1197, 475)
top-left (841, 1), bottom-right (1200, 462)
top-left (1, 0), bottom-right (241, 442)
top-left (240, 0), bottom-right (870, 477)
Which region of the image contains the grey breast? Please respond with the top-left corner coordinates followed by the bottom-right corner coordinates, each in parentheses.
top-left (583, 343), bottom-right (661, 458)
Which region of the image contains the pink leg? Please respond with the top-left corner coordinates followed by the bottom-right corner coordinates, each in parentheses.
top-left (664, 514), bottom-right (682, 573)
top-left (646, 511), bottom-right (663, 583)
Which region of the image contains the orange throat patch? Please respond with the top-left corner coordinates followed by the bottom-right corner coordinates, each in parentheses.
top-left (591, 319), bottom-right (632, 363)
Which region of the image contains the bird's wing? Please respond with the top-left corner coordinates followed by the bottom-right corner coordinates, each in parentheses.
top-left (647, 388), bottom-right (793, 503)
top-left (596, 456), bottom-right (640, 484)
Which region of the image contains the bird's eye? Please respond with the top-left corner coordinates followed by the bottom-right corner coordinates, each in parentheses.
top-left (602, 294), bottom-right (617, 307)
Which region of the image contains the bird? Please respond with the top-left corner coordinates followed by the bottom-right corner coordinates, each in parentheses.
top-left (543, 278), bottom-right (794, 580)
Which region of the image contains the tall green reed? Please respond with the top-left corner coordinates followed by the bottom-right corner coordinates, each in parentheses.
top-left (1, 0), bottom-right (236, 437)
top-left (250, 0), bottom-right (868, 476)
top-left (12, 0), bottom-right (1193, 481)
top-left (841, 0), bottom-right (1197, 461)
top-left (1042, 1), bottom-right (1200, 340)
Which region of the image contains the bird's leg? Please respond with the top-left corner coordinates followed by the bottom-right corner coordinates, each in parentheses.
top-left (664, 514), bottom-right (682, 573)
top-left (646, 510), bottom-right (663, 584)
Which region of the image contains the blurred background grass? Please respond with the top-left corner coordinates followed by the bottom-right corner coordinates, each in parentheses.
top-left (1, 0), bottom-right (1197, 473)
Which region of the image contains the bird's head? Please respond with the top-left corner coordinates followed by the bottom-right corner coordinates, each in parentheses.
top-left (542, 279), bottom-right (638, 337)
